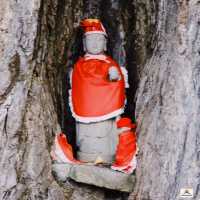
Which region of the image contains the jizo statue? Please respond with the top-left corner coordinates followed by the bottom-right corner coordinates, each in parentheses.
top-left (69, 19), bottom-right (127, 163)
top-left (51, 19), bottom-right (138, 174)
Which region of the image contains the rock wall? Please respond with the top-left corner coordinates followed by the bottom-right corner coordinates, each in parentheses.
top-left (2, 0), bottom-right (199, 200)
top-left (0, 0), bottom-right (156, 199)
top-left (131, 0), bottom-right (200, 199)
top-left (0, 0), bottom-right (83, 199)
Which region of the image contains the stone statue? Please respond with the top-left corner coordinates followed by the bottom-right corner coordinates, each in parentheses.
top-left (51, 19), bottom-right (138, 174)
top-left (69, 19), bottom-right (128, 164)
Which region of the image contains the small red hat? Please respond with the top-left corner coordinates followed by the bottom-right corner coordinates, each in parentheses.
top-left (80, 19), bottom-right (107, 36)
top-left (116, 117), bottom-right (136, 129)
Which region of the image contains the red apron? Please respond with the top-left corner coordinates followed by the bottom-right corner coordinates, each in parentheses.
top-left (70, 54), bottom-right (126, 123)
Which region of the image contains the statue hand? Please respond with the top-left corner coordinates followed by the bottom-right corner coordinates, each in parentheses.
top-left (108, 66), bottom-right (120, 81)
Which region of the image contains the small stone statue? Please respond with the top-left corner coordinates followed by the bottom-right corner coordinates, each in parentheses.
top-left (69, 19), bottom-right (128, 163)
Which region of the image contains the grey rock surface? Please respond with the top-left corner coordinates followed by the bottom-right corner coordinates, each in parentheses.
top-left (2, 0), bottom-right (200, 199)
top-left (0, 0), bottom-right (83, 199)
top-left (131, 1), bottom-right (200, 200)
top-left (52, 163), bottom-right (135, 192)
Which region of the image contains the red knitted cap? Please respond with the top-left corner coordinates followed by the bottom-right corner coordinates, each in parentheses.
top-left (80, 19), bottom-right (107, 36)
top-left (116, 117), bottom-right (136, 129)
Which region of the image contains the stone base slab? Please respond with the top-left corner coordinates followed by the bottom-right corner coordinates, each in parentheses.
top-left (52, 162), bottom-right (135, 192)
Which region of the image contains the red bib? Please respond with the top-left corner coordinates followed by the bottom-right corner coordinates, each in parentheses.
top-left (70, 54), bottom-right (126, 123)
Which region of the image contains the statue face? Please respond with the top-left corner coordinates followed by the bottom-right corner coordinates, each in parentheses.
top-left (83, 33), bottom-right (107, 55)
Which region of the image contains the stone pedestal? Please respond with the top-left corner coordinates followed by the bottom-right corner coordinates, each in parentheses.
top-left (52, 162), bottom-right (135, 192)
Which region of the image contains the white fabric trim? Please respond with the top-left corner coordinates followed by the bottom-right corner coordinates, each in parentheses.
top-left (69, 89), bottom-right (124, 123)
top-left (111, 156), bottom-right (137, 174)
top-left (54, 135), bottom-right (75, 164)
top-left (101, 23), bottom-right (106, 33)
top-left (84, 54), bottom-right (110, 63)
top-left (120, 67), bottom-right (129, 88)
top-left (84, 31), bottom-right (107, 36)
top-left (84, 54), bottom-right (129, 88)
top-left (118, 127), bottom-right (131, 132)
top-left (69, 68), bottom-right (73, 87)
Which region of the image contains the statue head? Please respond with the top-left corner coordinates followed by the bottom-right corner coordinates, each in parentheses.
top-left (80, 19), bottom-right (107, 55)
top-left (83, 33), bottom-right (107, 55)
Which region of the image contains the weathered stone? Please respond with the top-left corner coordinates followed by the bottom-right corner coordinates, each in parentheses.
top-left (76, 119), bottom-right (118, 163)
top-left (52, 163), bottom-right (135, 192)
top-left (2, 0), bottom-right (200, 199)
top-left (130, 1), bottom-right (200, 200)
top-left (0, 0), bottom-right (83, 199)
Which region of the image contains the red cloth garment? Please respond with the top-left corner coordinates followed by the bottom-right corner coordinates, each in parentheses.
top-left (113, 131), bottom-right (137, 167)
top-left (51, 133), bottom-right (82, 164)
top-left (116, 117), bottom-right (136, 129)
top-left (70, 54), bottom-right (126, 123)
top-left (80, 19), bottom-right (107, 36)
top-left (111, 130), bottom-right (138, 174)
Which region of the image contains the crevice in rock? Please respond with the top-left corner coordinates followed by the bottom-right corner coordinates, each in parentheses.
top-left (2, 0), bottom-right (200, 199)
top-left (33, 0), bottom-right (159, 198)
top-left (0, 53), bottom-right (20, 105)
top-left (61, 0), bottom-right (158, 149)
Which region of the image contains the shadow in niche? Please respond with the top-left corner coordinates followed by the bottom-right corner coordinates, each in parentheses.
top-left (100, 3), bottom-right (139, 123)
top-left (61, 27), bottom-right (84, 156)
top-left (65, 179), bottom-right (130, 200)
top-left (52, 0), bottom-right (158, 197)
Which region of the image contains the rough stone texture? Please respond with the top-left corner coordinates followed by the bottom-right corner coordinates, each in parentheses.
top-left (129, 0), bottom-right (200, 200)
top-left (0, 0), bottom-right (135, 199)
top-left (0, 0), bottom-right (83, 199)
top-left (67, 180), bottom-right (130, 200)
top-left (52, 163), bottom-right (135, 192)
top-left (2, 0), bottom-right (200, 200)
